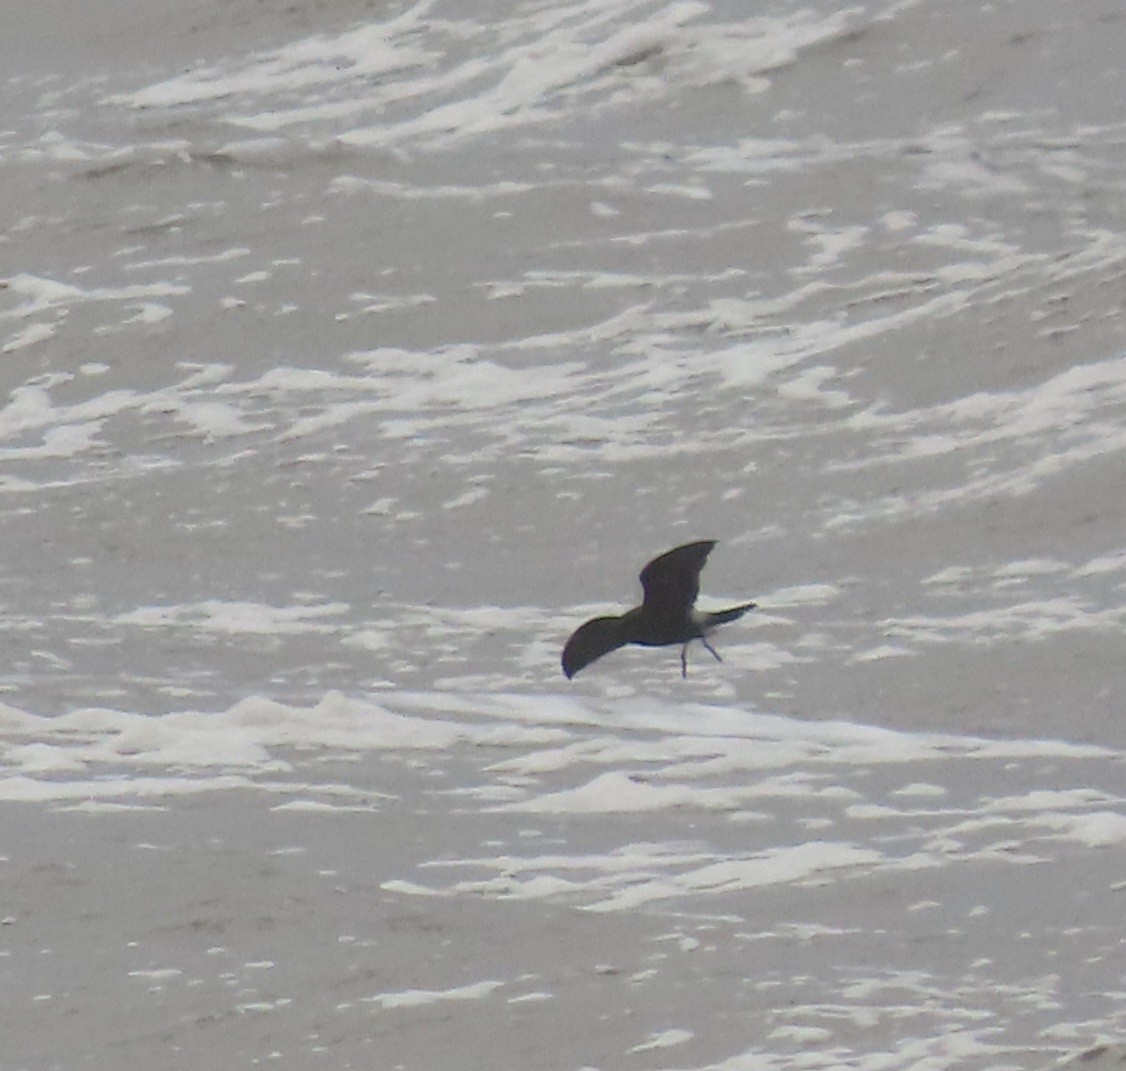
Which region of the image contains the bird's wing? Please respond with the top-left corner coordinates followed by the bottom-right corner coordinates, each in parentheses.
top-left (562, 616), bottom-right (627, 678)
top-left (638, 540), bottom-right (716, 614)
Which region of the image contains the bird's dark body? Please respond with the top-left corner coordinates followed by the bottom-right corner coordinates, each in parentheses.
top-left (561, 541), bottom-right (755, 678)
top-left (622, 605), bottom-right (692, 646)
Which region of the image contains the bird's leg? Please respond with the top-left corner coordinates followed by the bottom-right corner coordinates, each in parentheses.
top-left (680, 643), bottom-right (689, 678)
top-left (701, 637), bottom-right (723, 663)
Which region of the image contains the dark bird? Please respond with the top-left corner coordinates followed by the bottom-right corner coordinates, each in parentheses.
top-left (562, 540), bottom-right (756, 679)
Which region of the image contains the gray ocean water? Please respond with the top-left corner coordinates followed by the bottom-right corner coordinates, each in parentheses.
top-left (1, 1), bottom-right (1124, 1068)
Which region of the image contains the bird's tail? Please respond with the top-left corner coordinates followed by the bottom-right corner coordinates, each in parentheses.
top-left (702, 601), bottom-right (756, 628)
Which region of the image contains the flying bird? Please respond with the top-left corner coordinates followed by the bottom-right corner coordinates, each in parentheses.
top-left (562, 540), bottom-right (756, 679)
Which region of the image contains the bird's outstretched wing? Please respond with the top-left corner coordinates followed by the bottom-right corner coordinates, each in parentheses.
top-left (638, 540), bottom-right (716, 615)
top-left (562, 616), bottom-right (627, 679)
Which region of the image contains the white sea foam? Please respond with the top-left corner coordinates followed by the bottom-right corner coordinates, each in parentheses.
top-left (2, 690), bottom-right (1119, 928)
top-left (114, 600), bottom-right (350, 635)
top-left (364, 979), bottom-right (504, 1010)
top-left (0, 690), bottom-right (1115, 803)
top-left (1, 272), bottom-right (190, 320)
top-left (105, 0), bottom-right (868, 155)
top-left (631, 1028), bottom-right (694, 1052)
top-left (881, 598), bottom-right (1126, 645)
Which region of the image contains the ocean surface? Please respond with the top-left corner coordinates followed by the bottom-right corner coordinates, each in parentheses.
top-left (1, 0), bottom-right (1124, 1068)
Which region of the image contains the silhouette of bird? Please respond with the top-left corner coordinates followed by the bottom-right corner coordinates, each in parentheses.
top-left (562, 540), bottom-right (756, 679)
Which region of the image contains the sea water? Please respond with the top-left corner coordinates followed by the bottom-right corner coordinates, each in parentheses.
top-left (1, 0), bottom-right (1124, 1067)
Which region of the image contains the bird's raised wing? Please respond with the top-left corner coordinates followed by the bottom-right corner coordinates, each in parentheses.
top-left (638, 540), bottom-right (716, 615)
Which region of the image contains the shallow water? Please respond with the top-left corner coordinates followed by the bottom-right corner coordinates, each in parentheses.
top-left (1, 0), bottom-right (1124, 1067)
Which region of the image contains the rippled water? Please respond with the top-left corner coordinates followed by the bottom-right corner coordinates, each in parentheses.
top-left (1, 0), bottom-right (1124, 1067)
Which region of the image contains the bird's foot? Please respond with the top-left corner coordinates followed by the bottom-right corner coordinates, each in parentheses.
top-left (680, 643), bottom-right (689, 678)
